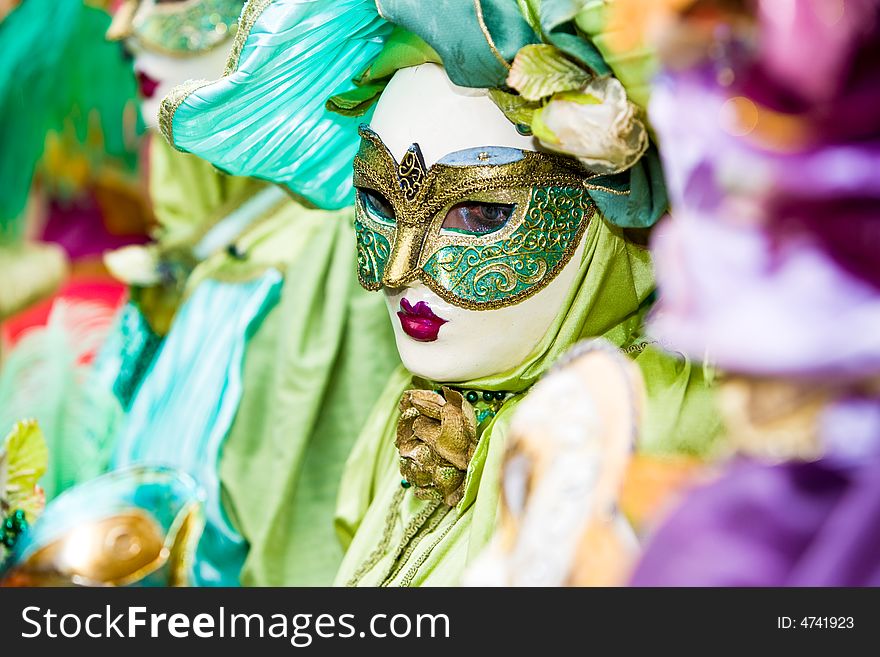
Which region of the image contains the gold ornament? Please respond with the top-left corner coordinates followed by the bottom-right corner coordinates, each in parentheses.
top-left (396, 387), bottom-right (478, 506)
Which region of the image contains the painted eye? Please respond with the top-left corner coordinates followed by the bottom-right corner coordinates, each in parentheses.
top-left (357, 188), bottom-right (395, 223)
top-left (441, 202), bottom-right (514, 235)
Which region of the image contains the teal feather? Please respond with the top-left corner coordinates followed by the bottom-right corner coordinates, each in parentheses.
top-left (0, 299), bottom-right (124, 500)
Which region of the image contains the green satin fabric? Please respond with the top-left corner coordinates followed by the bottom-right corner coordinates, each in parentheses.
top-left (334, 218), bottom-right (721, 586)
top-left (148, 135), bottom-right (262, 249)
top-left (148, 145), bottom-right (402, 584)
top-left (166, 0), bottom-right (391, 210)
top-left (216, 210), bottom-right (400, 585)
top-left (377, 0), bottom-right (538, 88)
top-left (30, 137), bottom-right (259, 500)
top-left (32, 134), bottom-right (401, 584)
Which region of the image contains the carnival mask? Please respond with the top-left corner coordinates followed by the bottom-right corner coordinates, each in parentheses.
top-left (354, 128), bottom-right (595, 310)
top-left (358, 64), bottom-right (596, 382)
top-left (108, 0), bottom-right (242, 129)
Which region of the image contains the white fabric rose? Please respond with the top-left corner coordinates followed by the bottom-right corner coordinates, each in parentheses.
top-left (533, 76), bottom-right (649, 175)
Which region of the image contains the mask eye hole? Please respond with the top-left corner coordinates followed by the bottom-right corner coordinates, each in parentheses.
top-left (357, 188), bottom-right (396, 224)
top-left (441, 202), bottom-right (514, 236)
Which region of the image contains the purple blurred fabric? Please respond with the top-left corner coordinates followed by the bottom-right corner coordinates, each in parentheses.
top-left (631, 456), bottom-right (880, 585)
top-left (632, 0), bottom-right (880, 590)
top-left (646, 0), bottom-right (880, 376)
top-left (752, 0), bottom-right (879, 113)
top-left (648, 210), bottom-right (880, 378)
top-left (631, 454), bottom-right (880, 586)
top-left (631, 396), bottom-right (880, 586)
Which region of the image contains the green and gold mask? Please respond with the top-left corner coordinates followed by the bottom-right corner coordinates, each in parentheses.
top-left (353, 126), bottom-right (597, 311)
top-left (107, 0), bottom-right (243, 56)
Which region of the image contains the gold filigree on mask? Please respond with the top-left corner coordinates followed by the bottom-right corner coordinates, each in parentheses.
top-left (397, 145), bottom-right (428, 202)
top-left (353, 126), bottom-right (603, 310)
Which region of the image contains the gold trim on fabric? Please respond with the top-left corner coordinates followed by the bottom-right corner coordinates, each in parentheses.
top-left (474, 0), bottom-right (511, 71)
top-left (225, 0), bottom-right (273, 74)
top-left (158, 78), bottom-right (213, 147)
top-left (369, 496), bottom-right (443, 586)
top-left (158, 0), bottom-right (274, 147)
top-left (345, 487), bottom-right (409, 587)
top-left (382, 505), bottom-right (452, 586)
top-left (398, 509), bottom-right (457, 587)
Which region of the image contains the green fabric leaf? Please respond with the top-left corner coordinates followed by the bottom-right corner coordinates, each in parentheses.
top-left (3, 419), bottom-right (48, 521)
top-left (354, 27), bottom-right (441, 85)
top-left (326, 83), bottom-right (388, 118)
top-left (379, 0), bottom-right (539, 89)
top-left (529, 106), bottom-right (558, 144)
top-left (552, 89), bottom-right (601, 104)
top-left (486, 88), bottom-right (542, 127)
top-left (516, 0), bottom-right (543, 35)
top-left (522, 1), bottom-right (612, 75)
top-left (587, 146), bottom-right (669, 228)
top-left (507, 44), bottom-right (591, 102)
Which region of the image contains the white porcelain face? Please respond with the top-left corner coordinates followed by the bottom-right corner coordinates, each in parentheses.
top-left (369, 64), bottom-right (588, 383)
top-left (127, 42), bottom-right (229, 131)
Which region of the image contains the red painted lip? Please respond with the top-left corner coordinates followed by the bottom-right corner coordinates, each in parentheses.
top-left (136, 70), bottom-right (160, 99)
top-left (397, 298), bottom-right (448, 342)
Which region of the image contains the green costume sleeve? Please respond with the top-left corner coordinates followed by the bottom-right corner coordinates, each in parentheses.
top-left (218, 212), bottom-right (401, 585)
top-left (334, 366), bottom-right (414, 550)
top-left (148, 136), bottom-right (261, 248)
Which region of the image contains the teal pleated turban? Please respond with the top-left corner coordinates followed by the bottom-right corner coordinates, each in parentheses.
top-left (161, 0), bottom-right (666, 228)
